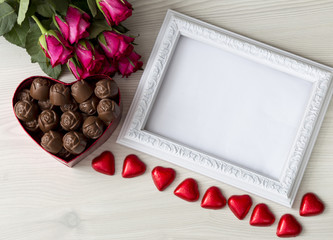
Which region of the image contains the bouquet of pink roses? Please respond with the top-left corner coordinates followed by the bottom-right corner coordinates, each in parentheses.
top-left (0, 0), bottom-right (143, 79)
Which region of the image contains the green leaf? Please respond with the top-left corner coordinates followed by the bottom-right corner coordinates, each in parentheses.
top-left (3, 17), bottom-right (29, 47)
top-left (0, 2), bottom-right (17, 36)
top-left (38, 61), bottom-right (61, 79)
top-left (5, 0), bottom-right (19, 10)
top-left (113, 23), bottom-right (129, 34)
top-left (36, 0), bottom-right (55, 18)
top-left (25, 23), bottom-right (47, 63)
top-left (88, 19), bottom-right (111, 39)
top-left (17, 0), bottom-right (30, 25)
top-left (87, 0), bottom-right (97, 17)
top-left (51, 0), bottom-right (69, 15)
top-left (71, 0), bottom-right (90, 13)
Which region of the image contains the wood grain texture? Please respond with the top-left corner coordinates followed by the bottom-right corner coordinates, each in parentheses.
top-left (0, 0), bottom-right (332, 239)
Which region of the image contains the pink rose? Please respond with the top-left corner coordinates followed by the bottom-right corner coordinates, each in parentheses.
top-left (39, 30), bottom-right (73, 67)
top-left (98, 31), bottom-right (134, 60)
top-left (96, 0), bottom-right (132, 26)
top-left (54, 5), bottom-right (91, 44)
top-left (68, 40), bottom-right (117, 80)
top-left (100, 58), bottom-right (118, 76)
top-left (67, 58), bottom-right (90, 80)
top-left (118, 51), bottom-right (143, 77)
top-left (75, 40), bottom-right (104, 74)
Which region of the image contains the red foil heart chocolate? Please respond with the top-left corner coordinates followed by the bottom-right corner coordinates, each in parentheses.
top-left (228, 194), bottom-right (252, 220)
top-left (249, 203), bottom-right (275, 226)
top-left (92, 151), bottom-right (115, 175)
top-left (122, 154), bottom-right (146, 178)
top-left (276, 214), bottom-right (302, 238)
top-left (201, 186), bottom-right (226, 209)
top-left (174, 178), bottom-right (200, 202)
top-left (151, 166), bottom-right (176, 191)
top-left (299, 192), bottom-right (325, 216)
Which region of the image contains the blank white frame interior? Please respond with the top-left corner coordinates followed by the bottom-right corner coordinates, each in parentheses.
top-left (117, 10), bottom-right (333, 207)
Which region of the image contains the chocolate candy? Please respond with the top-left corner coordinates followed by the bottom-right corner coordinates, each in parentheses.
top-left (57, 147), bottom-right (72, 159)
top-left (63, 131), bottom-right (87, 155)
top-left (38, 110), bottom-right (59, 132)
top-left (17, 89), bottom-right (33, 102)
top-left (41, 130), bottom-right (63, 154)
top-left (60, 111), bottom-right (82, 131)
top-left (79, 95), bottom-right (99, 115)
top-left (82, 116), bottom-right (104, 139)
top-left (71, 80), bottom-right (93, 103)
top-left (14, 100), bottom-right (38, 122)
top-left (94, 79), bottom-right (118, 99)
top-left (60, 97), bottom-right (78, 112)
top-left (22, 119), bottom-right (39, 132)
top-left (97, 99), bottom-right (120, 125)
top-left (50, 83), bottom-right (71, 106)
top-left (30, 77), bottom-right (51, 100)
top-left (38, 99), bottom-right (53, 110)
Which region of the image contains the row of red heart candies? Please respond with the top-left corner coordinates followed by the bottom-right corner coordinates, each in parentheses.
top-left (91, 151), bottom-right (325, 238)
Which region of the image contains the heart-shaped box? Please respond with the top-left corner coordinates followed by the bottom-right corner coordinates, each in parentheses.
top-left (12, 74), bottom-right (122, 167)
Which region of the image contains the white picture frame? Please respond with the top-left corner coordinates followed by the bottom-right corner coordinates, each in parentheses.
top-left (117, 10), bottom-right (333, 207)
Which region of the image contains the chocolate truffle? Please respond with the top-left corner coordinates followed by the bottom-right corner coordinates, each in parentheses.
top-left (49, 83), bottom-right (71, 106)
top-left (97, 99), bottom-right (120, 125)
top-left (94, 79), bottom-right (118, 99)
top-left (38, 99), bottom-right (54, 110)
top-left (79, 95), bottom-right (99, 115)
top-left (60, 98), bottom-right (78, 112)
top-left (60, 111), bottom-right (82, 131)
top-left (71, 80), bottom-right (93, 103)
top-left (57, 147), bottom-right (72, 159)
top-left (63, 131), bottom-right (87, 155)
top-left (41, 130), bottom-right (63, 154)
top-left (14, 100), bottom-right (38, 122)
top-left (38, 109), bottom-right (59, 132)
top-left (30, 77), bottom-right (51, 100)
top-left (82, 116), bottom-right (104, 139)
top-left (17, 89), bottom-right (33, 102)
top-left (22, 119), bottom-right (39, 132)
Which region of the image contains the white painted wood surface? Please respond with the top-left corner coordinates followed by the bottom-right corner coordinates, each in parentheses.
top-left (0, 0), bottom-right (332, 239)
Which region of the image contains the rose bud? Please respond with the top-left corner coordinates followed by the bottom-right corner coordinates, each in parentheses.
top-left (49, 83), bottom-right (71, 106)
top-left (97, 99), bottom-right (120, 125)
top-left (79, 95), bottom-right (99, 115)
top-left (82, 116), bottom-right (104, 139)
top-left (54, 5), bottom-right (91, 44)
top-left (17, 89), bottom-right (33, 102)
top-left (38, 30), bottom-right (74, 67)
top-left (60, 110), bottom-right (82, 131)
top-left (96, 0), bottom-right (132, 26)
top-left (98, 31), bottom-right (134, 60)
top-left (38, 110), bottom-right (59, 132)
top-left (41, 130), bottom-right (63, 154)
top-left (67, 57), bottom-right (90, 80)
top-left (63, 131), bottom-right (87, 155)
top-left (30, 77), bottom-right (51, 101)
top-left (94, 79), bottom-right (118, 99)
top-left (118, 51), bottom-right (143, 77)
top-left (14, 100), bottom-right (38, 122)
top-left (99, 57), bottom-right (118, 76)
top-left (75, 40), bottom-right (104, 74)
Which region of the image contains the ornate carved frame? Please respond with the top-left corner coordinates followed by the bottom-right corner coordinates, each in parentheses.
top-left (117, 10), bottom-right (333, 207)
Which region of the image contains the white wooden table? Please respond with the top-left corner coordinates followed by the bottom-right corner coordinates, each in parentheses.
top-left (0, 0), bottom-right (332, 239)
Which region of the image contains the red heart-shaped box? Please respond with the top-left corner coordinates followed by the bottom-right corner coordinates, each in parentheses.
top-left (12, 74), bottom-right (122, 167)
